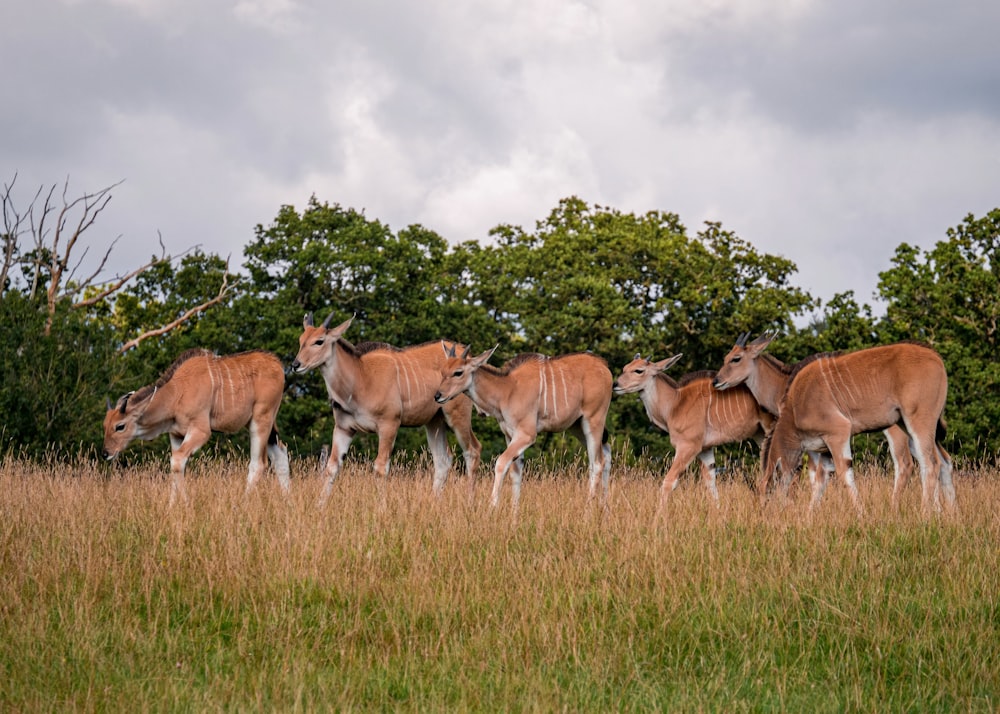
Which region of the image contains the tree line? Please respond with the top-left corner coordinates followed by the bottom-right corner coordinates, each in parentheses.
top-left (3, 178), bottom-right (999, 468)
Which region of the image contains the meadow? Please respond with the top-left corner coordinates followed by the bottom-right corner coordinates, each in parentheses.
top-left (1, 453), bottom-right (998, 712)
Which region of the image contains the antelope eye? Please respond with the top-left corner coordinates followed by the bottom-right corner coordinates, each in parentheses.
top-left (731, 356), bottom-right (741, 363)
top-left (452, 370), bottom-right (463, 377)
top-left (115, 423), bottom-right (126, 432)
top-left (313, 339), bottom-right (324, 346)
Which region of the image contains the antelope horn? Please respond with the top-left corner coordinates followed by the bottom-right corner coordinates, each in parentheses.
top-left (106, 397), bottom-right (112, 411)
top-left (443, 341), bottom-right (457, 358)
top-left (460, 344), bottom-right (471, 359)
top-left (735, 332), bottom-right (750, 347)
top-left (321, 311), bottom-right (336, 328)
top-left (634, 353), bottom-right (641, 361)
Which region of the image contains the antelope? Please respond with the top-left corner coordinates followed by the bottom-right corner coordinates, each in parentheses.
top-left (713, 332), bottom-right (918, 510)
top-left (433, 345), bottom-right (613, 512)
top-left (613, 355), bottom-right (773, 513)
top-left (759, 341), bottom-right (956, 516)
top-left (291, 313), bottom-right (481, 504)
top-left (102, 349), bottom-right (291, 505)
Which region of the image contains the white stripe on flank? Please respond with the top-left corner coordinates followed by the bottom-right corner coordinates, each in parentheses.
top-left (818, 357), bottom-right (836, 407)
top-left (398, 358), bottom-right (410, 406)
top-left (539, 361), bottom-right (547, 420)
top-left (207, 361), bottom-right (217, 410)
top-left (830, 359), bottom-right (859, 408)
top-left (558, 364), bottom-right (569, 420)
top-left (221, 360), bottom-right (233, 415)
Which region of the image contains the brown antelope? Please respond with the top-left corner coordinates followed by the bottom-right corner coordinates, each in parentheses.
top-left (613, 354), bottom-right (773, 513)
top-left (434, 345), bottom-right (613, 511)
top-left (102, 349), bottom-right (291, 505)
top-left (291, 313), bottom-right (481, 504)
top-left (759, 341), bottom-right (956, 516)
top-left (713, 332), bottom-right (918, 510)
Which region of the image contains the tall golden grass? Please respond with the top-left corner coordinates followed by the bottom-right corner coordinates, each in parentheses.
top-left (1, 453), bottom-right (998, 711)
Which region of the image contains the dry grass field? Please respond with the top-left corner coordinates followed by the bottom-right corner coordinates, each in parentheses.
top-left (1, 453), bottom-right (998, 712)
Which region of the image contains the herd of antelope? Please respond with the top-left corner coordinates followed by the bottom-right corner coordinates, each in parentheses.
top-left (102, 313), bottom-right (958, 518)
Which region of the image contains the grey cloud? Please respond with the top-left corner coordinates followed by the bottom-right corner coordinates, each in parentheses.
top-left (664, 0), bottom-right (1000, 131)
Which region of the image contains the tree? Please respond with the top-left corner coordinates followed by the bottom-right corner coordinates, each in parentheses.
top-left (785, 291), bottom-right (880, 357)
top-left (462, 197), bottom-right (815, 459)
top-left (0, 291), bottom-right (124, 457)
top-left (108, 251), bottom-right (238, 384)
top-left (1, 175), bottom-right (236, 458)
top-left (877, 209), bottom-right (1000, 458)
top-left (240, 197), bottom-right (501, 457)
top-left (1, 174), bottom-right (231, 345)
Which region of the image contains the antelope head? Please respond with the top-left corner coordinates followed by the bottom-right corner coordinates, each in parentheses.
top-left (291, 312), bottom-right (353, 373)
top-left (612, 354), bottom-right (683, 395)
top-left (713, 332), bottom-right (776, 390)
top-left (101, 390), bottom-right (146, 459)
top-left (435, 343), bottom-right (493, 403)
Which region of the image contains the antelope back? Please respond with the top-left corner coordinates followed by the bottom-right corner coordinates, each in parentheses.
top-left (676, 374), bottom-right (769, 443)
top-left (362, 339), bottom-right (474, 408)
top-left (784, 342), bottom-right (947, 424)
top-left (102, 349), bottom-right (285, 455)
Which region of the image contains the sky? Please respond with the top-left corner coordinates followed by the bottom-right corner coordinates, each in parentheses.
top-left (3, 0), bottom-right (999, 318)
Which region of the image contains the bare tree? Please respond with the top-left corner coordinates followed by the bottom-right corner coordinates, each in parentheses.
top-left (2, 174), bottom-right (233, 339)
top-left (117, 260), bottom-right (234, 353)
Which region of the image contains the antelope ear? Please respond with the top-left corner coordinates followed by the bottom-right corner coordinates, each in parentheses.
top-left (471, 345), bottom-right (498, 367)
top-left (748, 332), bottom-right (776, 354)
top-left (117, 390), bottom-right (135, 414)
top-left (652, 353), bottom-right (683, 372)
top-left (303, 312), bottom-right (314, 328)
top-left (329, 316), bottom-right (353, 339)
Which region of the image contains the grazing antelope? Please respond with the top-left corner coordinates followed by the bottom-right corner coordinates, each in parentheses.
top-left (613, 355), bottom-right (773, 513)
top-left (291, 313), bottom-right (481, 504)
top-left (759, 341), bottom-right (956, 516)
top-left (713, 332), bottom-right (917, 510)
top-left (434, 345), bottom-right (613, 511)
top-left (102, 349), bottom-right (291, 505)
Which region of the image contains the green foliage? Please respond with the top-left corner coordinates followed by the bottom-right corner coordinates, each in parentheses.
top-left (877, 209), bottom-right (1000, 458)
top-left (6, 188), bottom-right (1000, 467)
top-left (0, 293), bottom-right (123, 457)
top-left (784, 291), bottom-right (881, 357)
top-left (239, 197), bottom-right (505, 457)
top-left (111, 251), bottom-right (237, 382)
top-left (463, 198), bottom-right (814, 459)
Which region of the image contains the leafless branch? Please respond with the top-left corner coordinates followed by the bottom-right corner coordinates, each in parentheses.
top-left (1, 173), bottom-right (26, 293)
top-left (72, 245), bottom-right (168, 309)
top-left (5, 174), bottom-right (208, 338)
top-left (118, 261), bottom-right (237, 353)
top-left (45, 179), bottom-right (120, 328)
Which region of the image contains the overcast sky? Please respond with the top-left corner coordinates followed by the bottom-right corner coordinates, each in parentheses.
top-left (4, 0), bottom-right (999, 317)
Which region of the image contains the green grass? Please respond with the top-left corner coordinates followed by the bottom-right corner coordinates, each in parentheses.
top-left (1, 455), bottom-right (997, 712)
